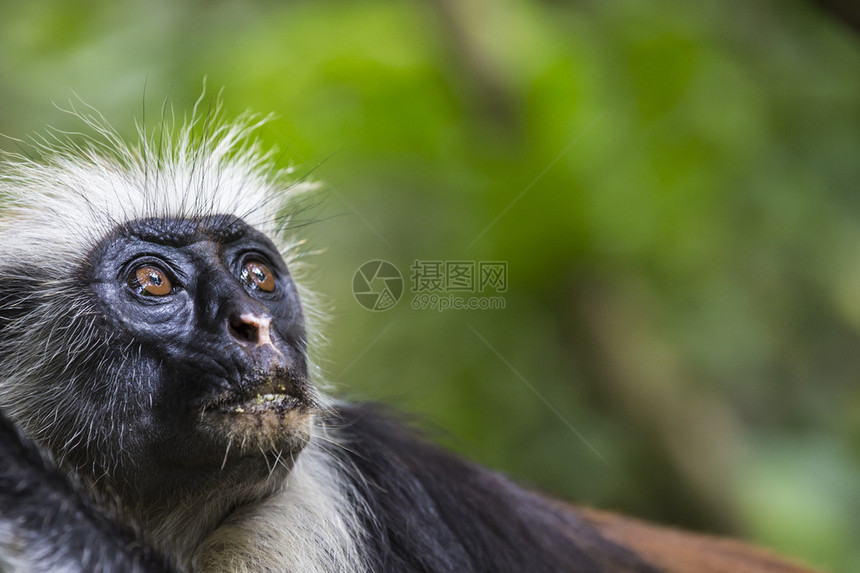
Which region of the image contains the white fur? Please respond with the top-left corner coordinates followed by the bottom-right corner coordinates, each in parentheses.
top-left (191, 443), bottom-right (366, 573)
top-left (0, 103), bottom-right (307, 259)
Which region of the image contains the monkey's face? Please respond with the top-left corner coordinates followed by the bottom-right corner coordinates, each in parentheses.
top-left (83, 215), bottom-right (318, 499)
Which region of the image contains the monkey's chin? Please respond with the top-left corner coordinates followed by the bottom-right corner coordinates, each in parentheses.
top-left (197, 393), bottom-right (315, 461)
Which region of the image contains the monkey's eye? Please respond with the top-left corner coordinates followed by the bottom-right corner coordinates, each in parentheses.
top-left (130, 265), bottom-right (173, 297)
top-left (240, 260), bottom-right (276, 293)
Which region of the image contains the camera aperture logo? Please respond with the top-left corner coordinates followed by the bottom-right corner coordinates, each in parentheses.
top-left (353, 260), bottom-right (507, 312)
top-left (352, 260), bottom-right (404, 311)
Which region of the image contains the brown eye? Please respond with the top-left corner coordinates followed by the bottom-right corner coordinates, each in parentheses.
top-left (133, 265), bottom-right (172, 296)
top-left (241, 260), bottom-right (275, 292)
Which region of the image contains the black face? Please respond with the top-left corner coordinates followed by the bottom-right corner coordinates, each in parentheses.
top-left (85, 215), bottom-right (316, 500)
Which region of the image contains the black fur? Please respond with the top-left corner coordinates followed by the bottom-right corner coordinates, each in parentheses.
top-left (0, 409), bottom-right (168, 573)
top-left (0, 401), bottom-right (663, 573)
top-left (331, 404), bottom-right (662, 573)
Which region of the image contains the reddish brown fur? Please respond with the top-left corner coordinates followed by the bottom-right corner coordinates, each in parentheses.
top-left (577, 507), bottom-right (821, 573)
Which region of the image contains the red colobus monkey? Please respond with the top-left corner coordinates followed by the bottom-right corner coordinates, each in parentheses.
top-left (0, 111), bottom-right (817, 573)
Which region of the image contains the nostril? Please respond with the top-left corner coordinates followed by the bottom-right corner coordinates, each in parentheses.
top-left (227, 313), bottom-right (276, 349)
top-left (229, 315), bottom-right (260, 344)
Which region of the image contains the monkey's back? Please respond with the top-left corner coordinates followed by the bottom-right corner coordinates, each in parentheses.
top-left (329, 404), bottom-right (819, 573)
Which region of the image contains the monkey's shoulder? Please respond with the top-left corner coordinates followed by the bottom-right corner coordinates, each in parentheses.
top-left (0, 409), bottom-right (167, 573)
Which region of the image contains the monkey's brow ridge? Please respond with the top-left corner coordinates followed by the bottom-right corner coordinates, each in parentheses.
top-left (119, 215), bottom-right (249, 247)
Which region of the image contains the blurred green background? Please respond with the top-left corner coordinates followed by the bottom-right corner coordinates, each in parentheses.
top-left (2, 0), bottom-right (859, 570)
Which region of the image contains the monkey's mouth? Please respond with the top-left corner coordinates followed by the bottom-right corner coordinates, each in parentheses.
top-left (193, 367), bottom-right (317, 465)
top-left (211, 391), bottom-right (307, 415)
top-left (200, 365), bottom-right (317, 417)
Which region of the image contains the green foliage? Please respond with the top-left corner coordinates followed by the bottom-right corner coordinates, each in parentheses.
top-left (1, 0), bottom-right (858, 570)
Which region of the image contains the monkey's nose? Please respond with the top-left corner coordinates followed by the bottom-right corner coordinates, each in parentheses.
top-left (228, 313), bottom-right (277, 349)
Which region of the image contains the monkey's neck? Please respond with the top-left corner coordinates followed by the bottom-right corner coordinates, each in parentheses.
top-left (129, 440), bottom-right (363, 573)
top-left (188, 444), bottom-right (365, 573)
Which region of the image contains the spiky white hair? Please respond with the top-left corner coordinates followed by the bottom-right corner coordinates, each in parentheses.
top-left (0, 101), bottom-right (316, 284)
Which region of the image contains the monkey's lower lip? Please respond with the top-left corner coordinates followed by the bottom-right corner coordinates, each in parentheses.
top-left (214, 392), bottom-right (306, 414)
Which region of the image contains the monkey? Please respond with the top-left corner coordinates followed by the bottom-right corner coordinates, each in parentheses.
top-left (0, 109), bottom-right (819, 573)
